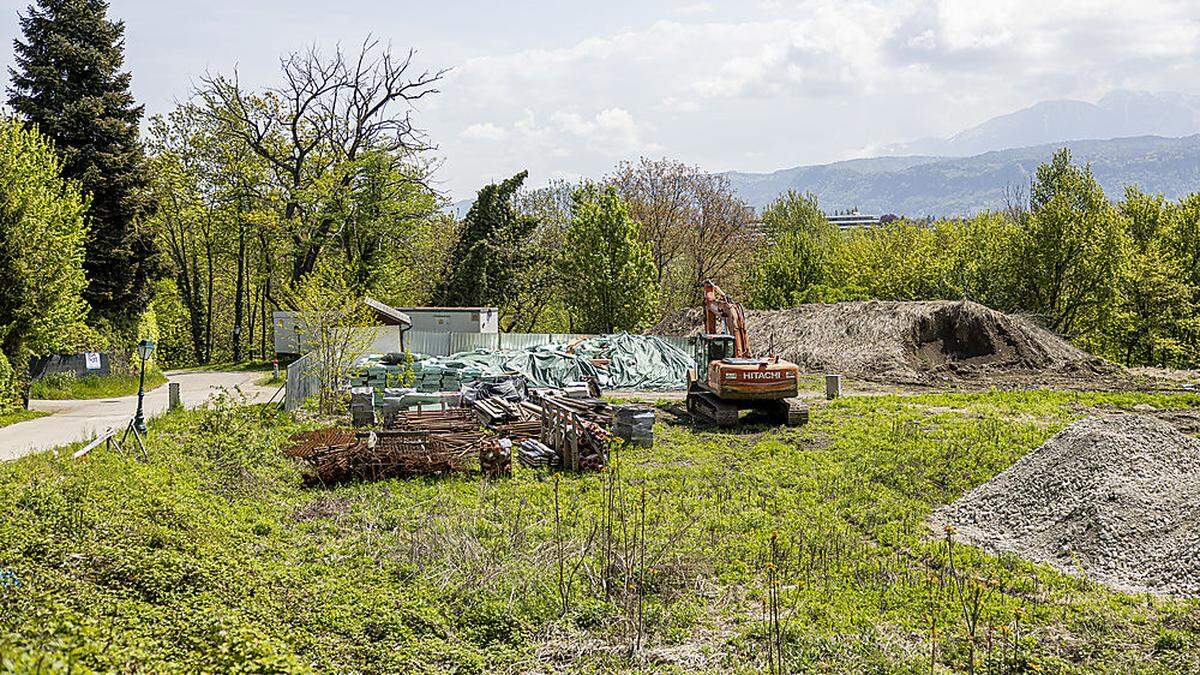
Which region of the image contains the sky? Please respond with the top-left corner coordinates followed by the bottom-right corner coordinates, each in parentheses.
top-left (2, 0), bottom-right (1200, 200)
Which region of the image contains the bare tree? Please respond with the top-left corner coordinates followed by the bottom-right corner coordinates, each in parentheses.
top-left (684, 173), bottom-right (755, 305)
top-left (611, 158), bottom-right (698, 288)
top-left (195, 37), bottom-right (446, 289)
top-left (1003, 183), bottom-right (1028, 224)
top-left (611, 158), bottom-right (754, 313)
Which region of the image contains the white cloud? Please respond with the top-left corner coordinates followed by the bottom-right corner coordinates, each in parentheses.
top-left (423, 0), bottom-right (1200, 198)
top-left (676, 1), bottom-right (717, 14)
top-left (459, 122), bottom-right (507, 141)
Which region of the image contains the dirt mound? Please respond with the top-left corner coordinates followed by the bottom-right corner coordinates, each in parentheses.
top-left (933, 414), bottom-right (1200, 596)
top-left (651, 300), bottom-right (1110, 384)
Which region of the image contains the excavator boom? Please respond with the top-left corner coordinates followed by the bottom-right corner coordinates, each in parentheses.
top-left (703, 281), bottom-right (751, 358)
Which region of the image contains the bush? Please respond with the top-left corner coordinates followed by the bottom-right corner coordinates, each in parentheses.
top-left (0, 351), bottom-right (17, 412)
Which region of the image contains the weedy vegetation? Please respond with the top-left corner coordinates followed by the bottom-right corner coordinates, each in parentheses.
top-left (1, 389), bottom-right (1198, 672)
top-left (0, 410), bottom-right (47, 429)
top-left (28, 370), bottom-right (169, 401)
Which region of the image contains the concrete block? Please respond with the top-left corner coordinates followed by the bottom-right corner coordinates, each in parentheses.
top-left (825, 374), bottom-right (842, 400)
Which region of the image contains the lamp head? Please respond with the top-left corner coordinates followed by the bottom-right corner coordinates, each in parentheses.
top-left (137, 339), bottom-right (156, 361)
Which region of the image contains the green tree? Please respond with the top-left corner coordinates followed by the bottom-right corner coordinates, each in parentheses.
top-left (746, 191), bottom-right (839, 308)
top-left (287, 261), bottom-right (371, 415)
top-left (195, 40), bottom-right (444, 287)
top-left (1012, 149), bottom-right (1126, 340)
top-left (510, 179), bottom-right (579, 332)
top-left (0, 120), bottom-right (91, 404)
top-left (433, 171), bottom-right (540, 315)
top-left (8, 0), bottom-right (156, 327)
top-left (1106, 188), bottom-right (1194, 366)
top-left (560, 185), bottom-right (657, 333)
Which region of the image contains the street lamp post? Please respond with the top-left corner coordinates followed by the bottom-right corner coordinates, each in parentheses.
top-left (132, 339), bottom-right (156, 434)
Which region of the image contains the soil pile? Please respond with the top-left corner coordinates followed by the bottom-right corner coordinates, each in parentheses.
top-left (933, 414), bottom-right (1200, 596)
top-left (651, 300), bottom-right (1110, 384)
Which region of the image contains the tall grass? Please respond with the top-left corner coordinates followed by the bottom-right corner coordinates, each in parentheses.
top-left (0, 389), bottom-right (1197, 671)
top-left (29, 369), bottom-right (168, 400)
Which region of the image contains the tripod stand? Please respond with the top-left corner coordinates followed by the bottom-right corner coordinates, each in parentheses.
top-left (118, 415), bottom-right (148, 459)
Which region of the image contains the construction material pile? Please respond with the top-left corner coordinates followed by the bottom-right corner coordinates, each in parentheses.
top-left (531, 391), bottom-right (613, 471)
top-left (933, 414), bottom-right (1200, 596)
top-left (284, 386), bottom-right (633, 485)
top-left (352, 332), bottom-right (691, 395)
top-left (283, 426), bottom-right (477, 486)
top-left (347, 353), bottom-right (412, 389)
top-left (653, 299), bottom-right (1110, 385)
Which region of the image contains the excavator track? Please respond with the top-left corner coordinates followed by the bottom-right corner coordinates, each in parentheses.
top-left (687, 388), bottom-right (739, 427)
top-left (778, 398), bottom-right (809, 427)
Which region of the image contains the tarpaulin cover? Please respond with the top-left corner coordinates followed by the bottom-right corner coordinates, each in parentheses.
top-left (570, 333), bottom-right (694, 390)
top-left (460, 376), bottom-right (529, 404)
top-left (404, 332), bottom-right (693, 391)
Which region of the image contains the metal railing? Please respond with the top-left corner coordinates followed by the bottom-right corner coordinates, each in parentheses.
top-left (284, 352), bottom-right (319, 411)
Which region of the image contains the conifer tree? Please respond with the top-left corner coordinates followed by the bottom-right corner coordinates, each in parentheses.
top-left (434, 171), bottom-right (538, 309)
top-left (8, 0), bottom-right (156, 328)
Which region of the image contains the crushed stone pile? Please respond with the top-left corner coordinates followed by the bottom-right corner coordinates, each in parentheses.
top-left (933, 414), bottom-right (1200, 596)
top-left (651, 299), bottom-right (1110, 384)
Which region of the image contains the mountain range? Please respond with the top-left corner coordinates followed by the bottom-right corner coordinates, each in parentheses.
top-left (725, 91), bottom-right (1200, 217)
top-left (880, 90), bottom-right (1200, 157)
top-left (725, 135), bottom-right (1200, 217)
top-left (443, 91), bottom-right (1200, 219)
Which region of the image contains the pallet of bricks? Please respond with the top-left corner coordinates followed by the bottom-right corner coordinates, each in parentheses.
top-left (410, 360), bottom-right (490, 393)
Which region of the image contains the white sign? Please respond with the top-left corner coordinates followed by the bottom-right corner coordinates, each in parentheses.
top-left (84, 352), bottom-right (102, 370)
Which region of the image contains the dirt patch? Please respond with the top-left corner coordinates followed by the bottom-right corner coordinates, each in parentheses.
top-left (932, 414), bottom-right (1200, 596)
top-left (652, 300), bottom-right (1114, 386)
top-left (289, 494), bottom-right (354, 522)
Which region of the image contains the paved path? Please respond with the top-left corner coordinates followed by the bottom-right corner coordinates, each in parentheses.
top-left (0, 371), bottom-right (281, 461)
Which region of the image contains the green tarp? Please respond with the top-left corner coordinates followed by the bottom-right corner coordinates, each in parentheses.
top-left (354, 332), bottom-right (694, 392)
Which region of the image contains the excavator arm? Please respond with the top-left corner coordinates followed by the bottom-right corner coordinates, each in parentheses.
top-left (702, 280), bottom-right (751, 358)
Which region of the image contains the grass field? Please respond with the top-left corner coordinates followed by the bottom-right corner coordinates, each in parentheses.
top-left (0, 409), bottom-right (47, 429)
top-left (29, 369), bottom-right (168, 400)
top-left (1, 389), bottom-right (1197, 672)
top-left (255, 372), bottom-right (286, 387)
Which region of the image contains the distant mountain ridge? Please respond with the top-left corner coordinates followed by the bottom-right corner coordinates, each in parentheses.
top-left (725, 135), bottom-right (1200, 217)
top-left (882, 90), bottom-right (1200, 157)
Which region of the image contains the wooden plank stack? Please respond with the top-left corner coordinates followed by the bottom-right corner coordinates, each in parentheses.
top-left (536, 393), bottom-right (612, 472)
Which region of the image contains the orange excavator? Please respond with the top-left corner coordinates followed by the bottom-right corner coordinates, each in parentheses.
top-left (685, 280), bottom-right (807, 427)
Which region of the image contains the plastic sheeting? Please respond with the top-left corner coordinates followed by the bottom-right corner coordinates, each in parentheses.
top-left (570, 333), bottom-right (694, 390)
top-left (409, 332), bottom-right (693, 391)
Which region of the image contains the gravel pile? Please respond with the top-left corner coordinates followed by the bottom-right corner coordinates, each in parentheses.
top-left (933, 414), bottom-right (1200, 596)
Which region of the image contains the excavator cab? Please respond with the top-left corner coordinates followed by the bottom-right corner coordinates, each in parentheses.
top-left (691, 333), bottom-right (737, 373)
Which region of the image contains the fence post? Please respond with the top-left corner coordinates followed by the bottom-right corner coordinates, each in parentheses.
top-left (168, 382), bottom-right (181, 410)
top-left (825, 374), bottom-right (842, 400)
